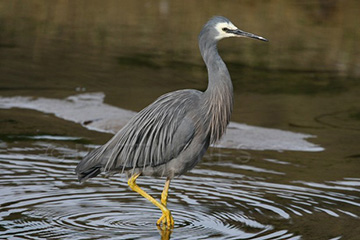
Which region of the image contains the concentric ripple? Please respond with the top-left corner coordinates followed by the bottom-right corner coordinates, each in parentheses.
top-left (1, 140), bottom-right (359, 239)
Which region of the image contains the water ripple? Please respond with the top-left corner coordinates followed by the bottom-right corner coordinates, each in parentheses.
top-left (0, 142), bottom-right (359, 239)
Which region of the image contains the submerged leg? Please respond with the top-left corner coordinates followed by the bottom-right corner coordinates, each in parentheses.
top-left (127, 173), bottom-right (174, 228)
top-left (157, 177), bottom-right (173, 226)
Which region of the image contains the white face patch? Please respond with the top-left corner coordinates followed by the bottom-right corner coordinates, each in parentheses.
top-left (214, 22), bottom-right (239, 40)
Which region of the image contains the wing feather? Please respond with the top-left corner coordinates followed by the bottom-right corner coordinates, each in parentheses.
top-left (99, 89), bottom-right (201, 173)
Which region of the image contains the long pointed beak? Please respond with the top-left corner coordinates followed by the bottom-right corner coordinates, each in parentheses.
top-left (231, 29), bottom-right (268, 42)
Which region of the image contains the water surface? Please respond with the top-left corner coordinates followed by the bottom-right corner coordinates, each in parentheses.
top-left (1, 1), bottom-right (360, 239)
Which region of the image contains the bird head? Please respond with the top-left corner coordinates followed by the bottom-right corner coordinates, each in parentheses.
top-left (206, 16), bottom-right (268, 42)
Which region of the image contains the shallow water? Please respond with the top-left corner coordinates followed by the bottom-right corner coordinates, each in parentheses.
top-left (1, 1), bottom-right (360, 239)
top-left (1, 139), bottom-right (360, 239)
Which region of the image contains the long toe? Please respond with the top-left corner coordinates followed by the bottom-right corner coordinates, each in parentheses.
top-left (156, 214), bottom-right (166, 226)
top-left (167, 214), bottom-right (174, 227)
top-left (156, 211), bottom-right (174, 228)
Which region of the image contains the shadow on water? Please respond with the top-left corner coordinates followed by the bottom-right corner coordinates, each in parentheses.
top-left (1, 0), bottom-right (360, 239)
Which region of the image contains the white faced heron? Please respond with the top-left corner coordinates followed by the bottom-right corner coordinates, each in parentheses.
top-left (75, 16), bottom-right (267, 228)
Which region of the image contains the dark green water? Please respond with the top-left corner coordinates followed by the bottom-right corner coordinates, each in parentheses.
top-left (1, 1), bottom-right (360, 239)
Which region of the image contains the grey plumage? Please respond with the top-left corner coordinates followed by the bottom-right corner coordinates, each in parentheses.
top-left (76, 16), bottom-right (267, 183)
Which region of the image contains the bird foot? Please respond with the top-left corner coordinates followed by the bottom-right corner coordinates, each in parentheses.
top-left (156, 210), bottom-right (174, 228)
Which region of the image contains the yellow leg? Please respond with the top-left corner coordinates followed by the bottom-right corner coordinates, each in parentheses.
top-left (128, 173), bottom-right (174, 228)
top-left (157, 177), bottom-right (173, 226)
top-left (161, 177), bottom-right (171, 206)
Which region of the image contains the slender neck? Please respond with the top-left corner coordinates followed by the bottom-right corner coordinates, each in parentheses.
top-left (200, 42), bottom-right (232, 92)
top-left (199, 36), bottom-right (234, 143)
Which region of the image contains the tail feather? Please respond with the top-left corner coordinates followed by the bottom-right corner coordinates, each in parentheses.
top-left (75, 147), bottom-right (104, 183)
top-left (76, 165), bottom-right (102, 183)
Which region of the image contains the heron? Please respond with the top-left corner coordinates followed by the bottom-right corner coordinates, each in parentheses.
top-left (75, 16), bottom-right (267, 228)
